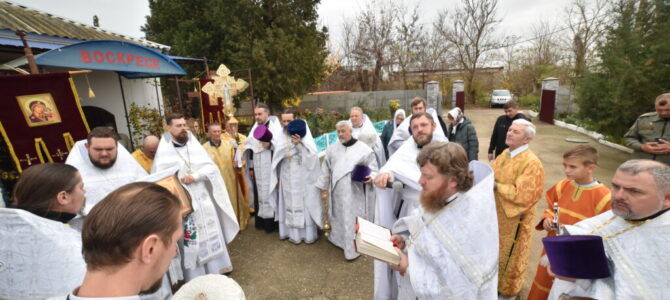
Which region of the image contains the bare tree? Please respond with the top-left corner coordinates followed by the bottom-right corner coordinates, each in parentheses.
top-left (435, 0), bottom-right (502, 103)
top-left (340, 18), bottom-right (371, 90)
top-left (565, 0), bottom-right (608, 78)
top-left (341, 18), bottom-right (357, 68)
top-left (345, 0), bottom-right (398, 91)
top-left (523, 20), bottom-right (569, 92)
top-left (393, 3), bottom-right (423, 89)
top-left (501, 35), bottom-right (519, 75)
top-left (530, 20), bottom-right (563, 66)
top-left (415, 27), bottom-right (453, 72)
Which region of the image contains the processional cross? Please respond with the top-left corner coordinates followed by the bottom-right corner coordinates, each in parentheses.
top-left (201, 64), bottom-right (249, 118)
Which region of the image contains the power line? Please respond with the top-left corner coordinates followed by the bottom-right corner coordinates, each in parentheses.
top-left (500, 11), bottom-right (609, 49)
top-left (333, 3), bottom-right (610, 52)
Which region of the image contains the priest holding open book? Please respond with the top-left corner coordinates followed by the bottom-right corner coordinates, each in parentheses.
top-left (378, 142), bottom-right (499, 299)
top-left (373, 112), bottom-right (446, 299)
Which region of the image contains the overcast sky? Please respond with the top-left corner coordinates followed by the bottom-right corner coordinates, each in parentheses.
top-left (11, 0), bottom-right (576, 50)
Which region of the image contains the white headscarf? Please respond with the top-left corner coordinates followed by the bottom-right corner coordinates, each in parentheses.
top-left (448, 107), bottom-right (464, 135)
top-left (393, 109), bottom-right (406, 128)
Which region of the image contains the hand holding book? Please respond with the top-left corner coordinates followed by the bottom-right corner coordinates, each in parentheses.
top-left (389, 234), bottom-right (405, 250)
top-left (354, 217), bottom-right (401, 265)
top-left (389, 247), bottom-right (408, 275)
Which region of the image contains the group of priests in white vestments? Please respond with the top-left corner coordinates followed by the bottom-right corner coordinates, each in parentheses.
top-left (57, 116), bottom-right (241, 298)
top-left (6, 97), bottom-right (670, 299)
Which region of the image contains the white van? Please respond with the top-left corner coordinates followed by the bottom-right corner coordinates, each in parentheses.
top-left (490, 89), bottom-right (512, 108)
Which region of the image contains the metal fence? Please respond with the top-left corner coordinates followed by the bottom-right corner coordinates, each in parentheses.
top-left (301, 90), bottom-right (427, 112)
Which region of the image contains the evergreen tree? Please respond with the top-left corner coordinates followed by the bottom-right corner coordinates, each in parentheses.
top-left (576, 0), bottom-right (670, 138)
top-left (142, 0), bottom-right (328, 111)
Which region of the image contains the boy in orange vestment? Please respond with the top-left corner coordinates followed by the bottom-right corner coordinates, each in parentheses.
top-left (527, 145), bottom-right (611, 300)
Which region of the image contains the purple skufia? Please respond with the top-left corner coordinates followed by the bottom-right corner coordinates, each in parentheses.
top-left (542, 235), bottom-right (611, 279)
top-left (253, 125), bottom-right (273, 142)
top-left (351, 164), bottom-right (371, 182)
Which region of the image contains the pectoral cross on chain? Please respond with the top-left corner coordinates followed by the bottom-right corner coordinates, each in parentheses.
top-left (19, 153), bottom-right (38, 166)
top-left (51, 148), bottom-right (68, 160)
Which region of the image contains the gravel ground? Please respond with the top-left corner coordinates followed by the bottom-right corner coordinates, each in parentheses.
top-left (225, 107), bottom-right (629, 300)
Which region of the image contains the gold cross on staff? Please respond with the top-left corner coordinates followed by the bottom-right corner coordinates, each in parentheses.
top-left (51, 148), bottom-right (69, 160)
top-left (19, 153), bottom-right (38, 166)
top-left (201, 64), bottom-right (249, 117)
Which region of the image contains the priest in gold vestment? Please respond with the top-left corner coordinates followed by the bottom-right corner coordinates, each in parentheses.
top-left (221, 117), bottom-right (251, 213)
top-left (130, 135), bottom-right (159, 173)
top-left (493, 119), bottom-right (545, 299)
top-left (203, 122), bottom-right (250, 230)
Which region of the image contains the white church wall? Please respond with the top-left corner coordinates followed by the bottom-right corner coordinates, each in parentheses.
top-left (62, 69), bottom-right (164, 150)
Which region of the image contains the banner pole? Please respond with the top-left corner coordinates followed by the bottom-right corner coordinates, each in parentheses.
top-left (117, 74), bottom-right (134, 151)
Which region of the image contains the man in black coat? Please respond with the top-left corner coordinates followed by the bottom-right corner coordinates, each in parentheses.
top-left (487, 100), bottom-right (530, 161)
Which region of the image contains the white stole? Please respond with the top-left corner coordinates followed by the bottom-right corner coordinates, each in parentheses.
top-left (243, 116), bottom-right (286, 218)
top-left (278, 123), bottom-right (323, 228)
top-left (394, 161), bottom-right (498, 299)
top-left (153, 132), bottom-right (239, 270)
top-left (65, 140), bottom-right (147, 215)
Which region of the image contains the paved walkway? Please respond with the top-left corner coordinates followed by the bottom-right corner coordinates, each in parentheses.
top-left (468, 107), bottom-right (629, 298)
top-left (226, 107), bottom-right (630, 299)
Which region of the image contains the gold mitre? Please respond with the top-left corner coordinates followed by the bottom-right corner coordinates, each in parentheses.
top-left (227, 116), bottom-right (239, 124)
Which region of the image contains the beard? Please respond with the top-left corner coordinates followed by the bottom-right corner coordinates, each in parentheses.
top-left (420, 180), bottom-right (450, 213)
top-left (339, 136), bottom-right (351, 144)
top-left (89, 153), bottom-right (117, 169)
top-left (139, 277), bottom-right (164, 295)
top-left (612, 197), bottom-right (663, 220)
top-left (413, 132), bottom-right (433, 147)
top-left (174, 130), bottom-right (189, 144)
top-left (611, 198), bottom-right (633, 219)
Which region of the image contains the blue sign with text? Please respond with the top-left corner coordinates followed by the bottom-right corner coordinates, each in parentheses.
top-left (35, 40), bottom-right (186, 78)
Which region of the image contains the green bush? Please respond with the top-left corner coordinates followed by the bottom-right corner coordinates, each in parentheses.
top-left (365, 107), bottom-right (391, 123)
top-left (301, 108), bottom-right (344, 137)
top-left (555, 112), bottom-right (570, 120)
top-left (518, 93), bottom-right (540, 110)
top-left (128, 103), bottom-right (164, 147)
top-left (470, 80), bottom-right (491, 106)
top-left (563, 116), bottom-right (578, 125)
top-left (475, 93), bottom-right (490, 106)
top-left (300, 106), bottom-right (391, 137)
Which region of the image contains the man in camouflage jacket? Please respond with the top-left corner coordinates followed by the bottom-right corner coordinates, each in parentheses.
top-left (624, 93), bottom-right (670, 165)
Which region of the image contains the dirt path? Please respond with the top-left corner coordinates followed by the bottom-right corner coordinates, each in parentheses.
top-left (226, 107), bottom-right (629, 299)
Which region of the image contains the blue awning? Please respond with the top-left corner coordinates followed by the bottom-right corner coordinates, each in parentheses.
top-left (169, 55), bottom-right (205, 62)
top-left (32, 40), bottom-right (187, 78)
